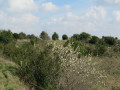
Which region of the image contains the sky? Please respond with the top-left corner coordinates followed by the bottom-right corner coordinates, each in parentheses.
top-left (0, 0), bottom-right (120, 38)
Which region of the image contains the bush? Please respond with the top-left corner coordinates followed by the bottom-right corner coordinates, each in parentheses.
top-left (18, 45), bottom-right (61, 89)
top-left (19, 32), bottom-right (26, 39)
top-left (89, 36), bottom-right (99, 44)
top-left (52, 32), bottom-right (59, 40)
top-left (98, 45), bottom-right (107, 55)
top-left (0, 30), bottom-right (14, 44)
top-left (71, 34), bottom-right (80, 41)
top-left (40, 31), bottom-right (50, 40)
top-left (27, 34), bottom-right (36, 39)
top-left (69, 39), bottom-right (89, 56)
top-left (13, 33), bottom-right (19, 40)
top-left (79, 32), bottom-right (91, 41)
top-left (62, 34), bottom-right (68, 40)
top-left (102, 36), bottom-right (116, 45)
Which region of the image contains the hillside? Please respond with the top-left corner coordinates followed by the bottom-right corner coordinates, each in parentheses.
top-left (0, 57), bottom-right (29, 90)
top-left (0, 30), bottom-right (120, 90)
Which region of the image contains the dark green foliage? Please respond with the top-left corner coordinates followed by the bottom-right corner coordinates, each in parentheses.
top-left (98, 39), bottom-right (106, 45)
top-left (18, 45), bottom-right (61, 89)
top-left (3, 43), bottom-right (23, 63)
top-left (102, 36), bottom-right (116, 45)
top-left (13, 33), bottom-right (19, 40)
top-left (19, 32), bottom-right (26, 39)
top-left (71, 34), bottom-right (80, 41)
top-left (71, 32), bottom-right (91, 42)
top-left (89, 36), bottom-right (99, 44)
top-left (27, 34), bottom-right (36, 39)
top-left (98, 45), bottom-right (107, 55)
top-left (63, 40), bottom-right (69, 47)
top-left (52, 32), bottom-right (59, 40)
top-left (62, 34), bottom-right (68, 40)
top-left (40, 31), bottom-right (50, 40)
top-left (79, 32), bottom-right (91, 41)
top-left (0, 30), bottom-right (14, 44)
top-left (68, 39), bottom-right (89, 56)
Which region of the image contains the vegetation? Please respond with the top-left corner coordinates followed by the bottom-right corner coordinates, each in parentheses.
top-left (62, 34), bottom-right (68, 40)
top-left (40, 31), bottom-right (50, 40)
top-left (89, 36), bottom-right (99, 44)
top-left (0, 30), bottom-right (120, 90)
top-left (52, 32), bottom-right (59, 40)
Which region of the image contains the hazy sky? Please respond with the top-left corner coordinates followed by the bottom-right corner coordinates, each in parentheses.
top-left (0, 0), bottom-right (120, 38)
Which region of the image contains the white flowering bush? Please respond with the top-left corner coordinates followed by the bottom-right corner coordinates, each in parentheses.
top-left (48, 41), bottom-right (108, 90)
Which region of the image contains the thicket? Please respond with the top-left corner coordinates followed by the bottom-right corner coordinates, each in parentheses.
top-left (0, 30), bottom-right (120, 89)
top-left (65, 32), bottom-right (119, 57)
top-left (0, 30), bottom-right (61, 89)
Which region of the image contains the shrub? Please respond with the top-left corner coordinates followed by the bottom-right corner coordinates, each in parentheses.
top-left (27, 34), bottom-right (36, 39)
top-left (62, 34), bottom-right (68, 40)
top-left (13, 33), bottom-right (19, 40)
top-left (69, 39), bottom-right (89, 56)
top-left (19, 32), bottom-right (26, 39)
top-left (0, 30), bottom-right (14, 44)
top-left (79, 32), bottom-right (91, 41)
top-left (52, 32), bottom-right (59, 40)
top-left (40, 31), bottom-right (50, 40)
top-left (98, 39), bottom-right (106, 45)
top-left (71, 34), bottom-right (80, 41)
top-left (18, 45), bottom-right (61, 89)
top-left (98, 45), bottom-right (107, 55)
top-left (89, 36), bottom-right (99, 44)
top-left (102, 36), bottom-right (116, 45)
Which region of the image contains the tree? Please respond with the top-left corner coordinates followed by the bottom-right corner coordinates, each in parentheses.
top-left (0, 30), bottom-right (14, 44)
top-left (79, 32), bottom-right (91, 41)
top-left (71, 34), bottom-right (80, 41)
top-left (27, 34), bottom-right (36, 39)
top-left (40, 31), bottom-right (50, 40)
top-left (89, 36), bottom-right (99, 44)
top-left (62, 34), bottom-right (68, 40)
top-left (102, 36), bottom-right (116, 45)
top-left (13, 33), bottom-right (19, 40)
top-left (52, 32), bottom-right (59, 40)
top-left (19, 32), bottom-right (26, 39)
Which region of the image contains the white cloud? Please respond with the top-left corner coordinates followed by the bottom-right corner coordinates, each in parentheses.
top-left (11, 14), bottom-right (40, 25)
top-left (113, 11), bottom-right (120, 21)
top-left (86, 6), bottom-right (106, 19)
top-left (8, 0), bottom-right (38, 12)
top-left (41, 2), bottom-right (59, 12)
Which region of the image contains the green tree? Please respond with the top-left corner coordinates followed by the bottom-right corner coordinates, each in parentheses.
top-left (102, 36), bottom-right (116, 45)
top-left (13, 33), bottom-right (19, 40)
top-left (19, 32), bottom-right (26, 39)
top-left (79, 32), bottom-right (91, 41)
top-left (89, 36), bottom-right (99, 44)
top-left (40, 31), bottom-right (50, 40)
top-left (0, 30), bottom-right (14, 44)
top-left (52, 32), bottom-right (59, 40)
top-left (62, 34), bottom-right (68, 40)
top-left (71, 34), bottom-right (80, 41)
top-left (27, 34), bottom-right (36, 39)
